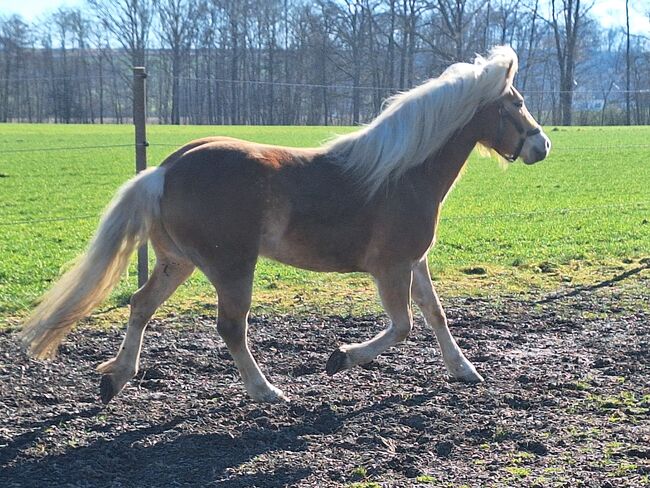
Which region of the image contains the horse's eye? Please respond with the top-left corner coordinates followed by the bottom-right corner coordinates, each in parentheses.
top-left (513, 101), bottom-right (524, 109)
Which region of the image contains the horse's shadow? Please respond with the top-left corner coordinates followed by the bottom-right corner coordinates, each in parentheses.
top-left (0, 388), bottom-right (444, 487)
top-left (0, 407), bottom-right (315, 487)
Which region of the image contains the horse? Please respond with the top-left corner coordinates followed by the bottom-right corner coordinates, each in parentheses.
top-left (20, 46), bottom-right (550, 404)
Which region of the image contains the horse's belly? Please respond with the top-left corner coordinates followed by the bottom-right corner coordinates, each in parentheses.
top-left (259, 236), bottom-right (362, 273)
top-left (259, 217), bottom-right (364, 273)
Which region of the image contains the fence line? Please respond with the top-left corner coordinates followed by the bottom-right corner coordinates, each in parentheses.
top-left (439, 201), bottom-right (650, 222)
top-left (2, 70), bottom-right (647, 310)
top-left (2, 73), bottom-right (650, 95)
top-left (2, 141), bottom-right (650, 157)
top-left (0, 144), bottom-right (134, 155)
top-left (0, 75), bottom-right (108, 83)
top-left (0, 214), bottom-right (98, 227)
top-left (147, 142), bottom-right (650, 152)
top-left (179, 76), bottom-right (650, 95)
top-left (3, 200), bottom-right (648, 229)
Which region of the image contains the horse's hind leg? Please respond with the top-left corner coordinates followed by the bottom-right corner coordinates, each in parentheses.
top-left (327, 265), bottom-right (414, 375)
top-left (203, 260), bottom-right (287, 403)
top-left (97, 252), bottom-right (194, 404)
top-left (411, 257), bottom-right (483, 383)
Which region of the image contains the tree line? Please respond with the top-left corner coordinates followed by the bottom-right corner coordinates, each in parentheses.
top-left (1, 0), bottom-right (648, 126)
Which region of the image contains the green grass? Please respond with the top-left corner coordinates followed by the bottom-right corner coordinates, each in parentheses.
top-left (1, 124), bottom-right (649, 323)
top-left (415, 474), bottom-right (438, 483)
top-left (504, 466), bottom-right (531, 478)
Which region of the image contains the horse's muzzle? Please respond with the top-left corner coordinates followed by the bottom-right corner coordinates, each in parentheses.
top-left (521, 130), bottom-right (551, 164)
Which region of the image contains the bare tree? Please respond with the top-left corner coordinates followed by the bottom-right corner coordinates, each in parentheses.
top-left (434, 0), bottom-right (489, 61)
top-left (87, 0), bottom-right (155, 66)
top-left (0, 16), bottom-right (30, 122)
top-left (495, 0), bottom-right (521, 45)
top-left (157, 0), bottom-right (200, 124)
top-left (331, 0), bottom-right (369, 124)
top-left (548, 0), bottom-right (591, 125)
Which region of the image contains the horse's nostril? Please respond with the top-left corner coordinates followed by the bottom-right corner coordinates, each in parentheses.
top-left (545, 139), bottom-right (551, 151)
top-left (533, 146), bottom-right (546, 161)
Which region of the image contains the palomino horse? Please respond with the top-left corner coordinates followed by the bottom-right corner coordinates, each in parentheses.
top-left (21, 46), bottom-right (550, 404)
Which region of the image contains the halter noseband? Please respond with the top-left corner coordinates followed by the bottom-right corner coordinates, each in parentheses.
top-left (494, 103), bottom-right (541, 162)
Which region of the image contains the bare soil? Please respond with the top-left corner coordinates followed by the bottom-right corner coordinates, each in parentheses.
top-left (1, 283), bottom-right (649, 487)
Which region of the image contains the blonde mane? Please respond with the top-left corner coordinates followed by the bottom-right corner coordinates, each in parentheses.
top-left (325, 46), bottom-right (518, 197)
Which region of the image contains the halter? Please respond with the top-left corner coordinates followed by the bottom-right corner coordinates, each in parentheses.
top-left (494, 103), bottom-right (541, 162)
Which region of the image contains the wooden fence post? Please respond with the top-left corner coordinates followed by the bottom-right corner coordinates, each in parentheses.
top-left (133, 67), bottom-right (148, 288)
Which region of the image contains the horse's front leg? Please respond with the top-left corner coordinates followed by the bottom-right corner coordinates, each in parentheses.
top-left (326, 265), bottom-right (413, 375)
top-left (411, 257), bottom-right (483, 383)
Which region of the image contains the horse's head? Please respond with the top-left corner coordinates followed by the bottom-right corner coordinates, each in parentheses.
top-left (479, 84), bottom-right (551, 165)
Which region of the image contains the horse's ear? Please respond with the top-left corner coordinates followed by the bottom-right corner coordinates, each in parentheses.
top-left (506, 60), bottom-right (516, 83)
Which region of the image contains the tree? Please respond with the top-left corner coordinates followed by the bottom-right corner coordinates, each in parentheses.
top-left (157, 0), bottom-right (200, 124)
top-left (87, 0), bottom-right (155, 67)
top-left (0, 16), bottom-right (30, 122)
top-left (548, 0), bottom-right (591, 125)
top-left (331, 0), bottom-right (369, 125)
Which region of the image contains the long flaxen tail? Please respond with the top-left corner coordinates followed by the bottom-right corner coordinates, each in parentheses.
top-left (20, 166), bottom-right (166, 360)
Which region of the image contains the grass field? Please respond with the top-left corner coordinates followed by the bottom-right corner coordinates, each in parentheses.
top-left (1, 124), bottom-right (649, 323)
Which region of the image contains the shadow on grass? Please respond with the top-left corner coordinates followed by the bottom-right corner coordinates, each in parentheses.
top-left (536, 263), bottom-right (649, 305)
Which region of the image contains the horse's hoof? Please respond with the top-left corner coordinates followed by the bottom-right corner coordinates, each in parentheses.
top-left (99, 375), bottom-right (117, 404)
top-left (461, 371), bottom-right (485, 384)
top-left (325, 348), bottom-right (351, 376)
top-left (448, 368), bottom-right (484, 384)
top-left (250, 385), bottom-right (289, 403)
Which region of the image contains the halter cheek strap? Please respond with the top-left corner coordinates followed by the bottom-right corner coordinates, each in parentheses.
top-left (495, 104), bottom-right (541, 162)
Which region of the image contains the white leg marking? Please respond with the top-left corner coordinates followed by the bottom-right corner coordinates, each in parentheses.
top-left (223, 327), bottom-right (288, 403)
top-left (412, 258), bottom-right (484, 383)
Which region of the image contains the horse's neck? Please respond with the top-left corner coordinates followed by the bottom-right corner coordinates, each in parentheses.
top-left (420, 118), bottom-right (482, 203)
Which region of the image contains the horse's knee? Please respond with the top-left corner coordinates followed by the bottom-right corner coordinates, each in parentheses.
top-left (217, 318), bottom-right (245, 344)
top-left (426, 311), bottom-right (447, 330)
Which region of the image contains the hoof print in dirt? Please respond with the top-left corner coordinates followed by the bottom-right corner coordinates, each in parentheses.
top-left (517, 440), bottom-right (548, 456)
top-left (99, 375), bottom-right (117, 405)
top-left (325, 348), bottom-right (351, 376)
top-left (436, 440), bottom-right (454, 458)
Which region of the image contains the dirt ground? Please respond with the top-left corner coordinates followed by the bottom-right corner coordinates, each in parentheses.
top-left (1, 278), bottom-right (649, 487)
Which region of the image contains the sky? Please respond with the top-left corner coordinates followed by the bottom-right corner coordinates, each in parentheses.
top-left (0, 0), bottom-right (648, 36)
top-left (590, 0), bottom-right (650, 35)
top-left (0, 0), bottom-right (82, 21)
